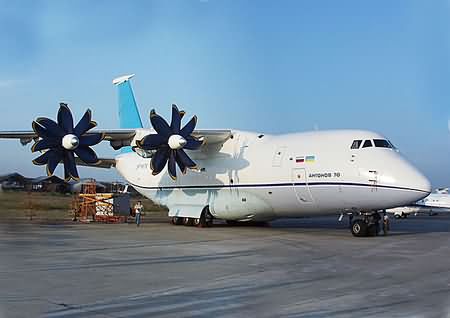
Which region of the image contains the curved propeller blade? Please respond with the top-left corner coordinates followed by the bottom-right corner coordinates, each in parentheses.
top-left (46, 150), bottom-right (62, 176)
top-left (150, 147), bottom-right (169, 175)
top-left (31, 138), bottom-right (60, 153)
top-left (75, 146), bottom-right (99, 164)
top-left (170, 104), bottom-right (181, 134)
top-left (176, 149), bottom-right (197, 169)
top-left (32, 121), bottom-right (50, 138)
top-left (32, 150), bottom-right (52, 165)
top-left (36, 118), bottom-right (65, 137)
top-left (184, 137), bottom-right (203, 150)
top-left (64, 151), bottom-right (79, 181)
top-left (150, 110), bottom-right (171, 137)
top-left (175, 151), bottom-right (187, 174)
top-left (180, 116), bottom-right (197, 137)
top-left (168, 150), bottom-right (177, 180)
top-left (57, 103), bottom-right (74, 134)
top-left (79, 133), bottom-right (104, 147)
top-left (137, 134), bottom-right (167, 150)
top-left (73, 109), bottom-right (93, 136)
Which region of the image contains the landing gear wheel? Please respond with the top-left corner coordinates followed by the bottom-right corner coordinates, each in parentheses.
top-left (367, 223), bottom-right (380, 237)
top-left (171, 216), bottom-right (183, 225)
top-left (195, 207), bottom-right (213, 228)
top-left (351, 219), bottom-right (368, 237)
top-left (183, 217), bottom-right (194, 226)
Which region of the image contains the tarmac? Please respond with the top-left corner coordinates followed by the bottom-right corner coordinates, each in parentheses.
top-left (0, 215), bottom-right (450, 318)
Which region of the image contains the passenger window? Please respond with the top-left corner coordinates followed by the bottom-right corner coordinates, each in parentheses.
top-left (350, 140), bottom-right (362, 149)
top-left (373, 139), bottom-right (392, 148)
top-left (362, 140), bottom-right (372, 148)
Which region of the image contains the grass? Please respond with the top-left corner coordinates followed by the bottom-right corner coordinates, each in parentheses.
top-left (0, 191), bottom-right (168, 222)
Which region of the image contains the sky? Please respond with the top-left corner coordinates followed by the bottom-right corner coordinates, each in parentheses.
top-left (0, 0), bottom-right (449, 187)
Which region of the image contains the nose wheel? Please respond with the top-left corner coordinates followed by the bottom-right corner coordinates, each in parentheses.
top-left (350, 211), bottom-right (384, 237)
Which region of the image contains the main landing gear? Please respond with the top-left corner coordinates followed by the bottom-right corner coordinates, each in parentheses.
top-left (350, 211), bottom-right (388, 237)
top-left (170, 207), bottom-right (213, 228)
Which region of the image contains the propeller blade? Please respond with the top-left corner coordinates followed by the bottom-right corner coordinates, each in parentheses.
top-left (31, 138), bottom-right (60, 152)
top-left (35, 117), bottom-right (64, 137)
top-left (73, 109), bottom-right (92, 136)
top-left (46, 150), bottom-right (62, 176)
top-left (57, 103), bottom-right (74, 134)
top-left (137, 134), bottom-right (167, 150)
top-left (175, 151), bottom-right (187, 174)
top-left (176, 149), bottom-right (197, 169)
top-left (64, 151), bottom-right (79, 181)
top-left (170, 104), bottom-right (181, 134)
top-left (32, 150), bottom-right (52, 165)
top-left (75, 146), bottom-right (99, 164)
top-left (184, 136), bottom-right (203, 150)
top-left (79, 133), bottom-right (104, 147)
top-left (150, 110), bottom-right (171, 137)
top-left (32, 121), bottom-right (50, 138)
top-left (168, 150), bottom-right (177, 180)
top-left (180, 115), bottom-right (197, 137)
top-left (150, 147), bottom-right (169, 175)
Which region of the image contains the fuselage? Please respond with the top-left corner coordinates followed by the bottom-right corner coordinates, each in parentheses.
top-left (115, 129), bottom-right (431, 221)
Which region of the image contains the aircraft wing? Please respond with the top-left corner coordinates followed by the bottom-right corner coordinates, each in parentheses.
top-left (0, 128), bottom-right (232, 148)
top-left (191, 129), bottom-right (232, 146)
top-left (0, 129), bottom-right (137, 146)
top-left (75, 157), bottom-right (116, 169)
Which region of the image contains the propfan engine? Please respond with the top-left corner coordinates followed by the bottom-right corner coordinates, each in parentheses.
top-left (135, 104), bottom-right (203, 180)
top-left (31, 103), bottom-right (104, 181)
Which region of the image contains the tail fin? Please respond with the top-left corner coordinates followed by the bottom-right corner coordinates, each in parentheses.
top-left (113, 74), bottom-right (143, 129)
top-left (113, 74), bottom-right (143, 153)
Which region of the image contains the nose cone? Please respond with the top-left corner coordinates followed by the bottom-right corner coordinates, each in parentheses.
top-left (378, 152), bottom-right (431, 203)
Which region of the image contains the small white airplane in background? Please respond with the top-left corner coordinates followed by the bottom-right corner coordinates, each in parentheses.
top-left (388, 188), bottom-right (450, 218)
top-left (0, 74), bottom-right (431, 237)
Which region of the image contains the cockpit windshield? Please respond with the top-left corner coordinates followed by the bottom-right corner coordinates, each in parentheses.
top-left (350, 139), bottom-right (396, 150)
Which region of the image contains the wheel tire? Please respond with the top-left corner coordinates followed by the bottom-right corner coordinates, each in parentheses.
top-left (183, 217), bottom-right (194, 226)
top-left (171, 217), bottom-right (183, 225)
top-left (351, 220), bottom-right (368, 237)
top-left (193, 218), bottom-right (201, 227)
top-left (367, 223), bottom-right (380, 237)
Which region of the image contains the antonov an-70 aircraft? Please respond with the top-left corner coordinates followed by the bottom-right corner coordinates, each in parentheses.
top-left (0, 75), bottom-right (431, 237)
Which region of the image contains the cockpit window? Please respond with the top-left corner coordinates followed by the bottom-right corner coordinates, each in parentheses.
top-left (362, 140), bottom-right (373, 148)
top-left (373, 139), bottom-right (392, 148)
top-left (388, 140), bottom-right (397, 149)
top-left (350, 140), bottom-right (362, 149)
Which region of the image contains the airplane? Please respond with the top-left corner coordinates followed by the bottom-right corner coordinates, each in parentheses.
top-left (388, 188), bottom-right (450, 218)
top-left (0, 74), bottom-right (431, 237)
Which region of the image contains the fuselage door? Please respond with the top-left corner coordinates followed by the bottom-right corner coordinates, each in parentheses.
top-left (291, 168), bottom-right (314, 203)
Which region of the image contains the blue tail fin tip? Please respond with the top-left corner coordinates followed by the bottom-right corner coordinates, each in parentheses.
top-left (114, 74), bottom-right (143, 153)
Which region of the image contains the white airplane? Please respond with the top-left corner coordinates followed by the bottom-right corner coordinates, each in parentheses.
top-left (0, 74), bottom-right (431, 237)
top-left (388, 188), bottom-right (450, 218)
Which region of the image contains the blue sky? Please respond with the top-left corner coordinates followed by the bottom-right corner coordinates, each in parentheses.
top-left (0, 0), bottom-right (449, 186)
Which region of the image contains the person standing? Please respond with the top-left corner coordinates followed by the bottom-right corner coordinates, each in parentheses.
top-left (382, 210), bottom-right (389, 235)
top-left (134, 201), bottom-right (144, 227)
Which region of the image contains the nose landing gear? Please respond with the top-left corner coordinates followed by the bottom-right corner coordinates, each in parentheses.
top-left (350, 211), bottom-right (386, 237)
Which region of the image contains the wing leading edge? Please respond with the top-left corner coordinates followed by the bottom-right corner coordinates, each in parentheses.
top-left (0, 128), bottom-right (232, 149)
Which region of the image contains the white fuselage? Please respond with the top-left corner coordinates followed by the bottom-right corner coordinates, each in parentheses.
top-left (115, 129), bottom-right (431, 221)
